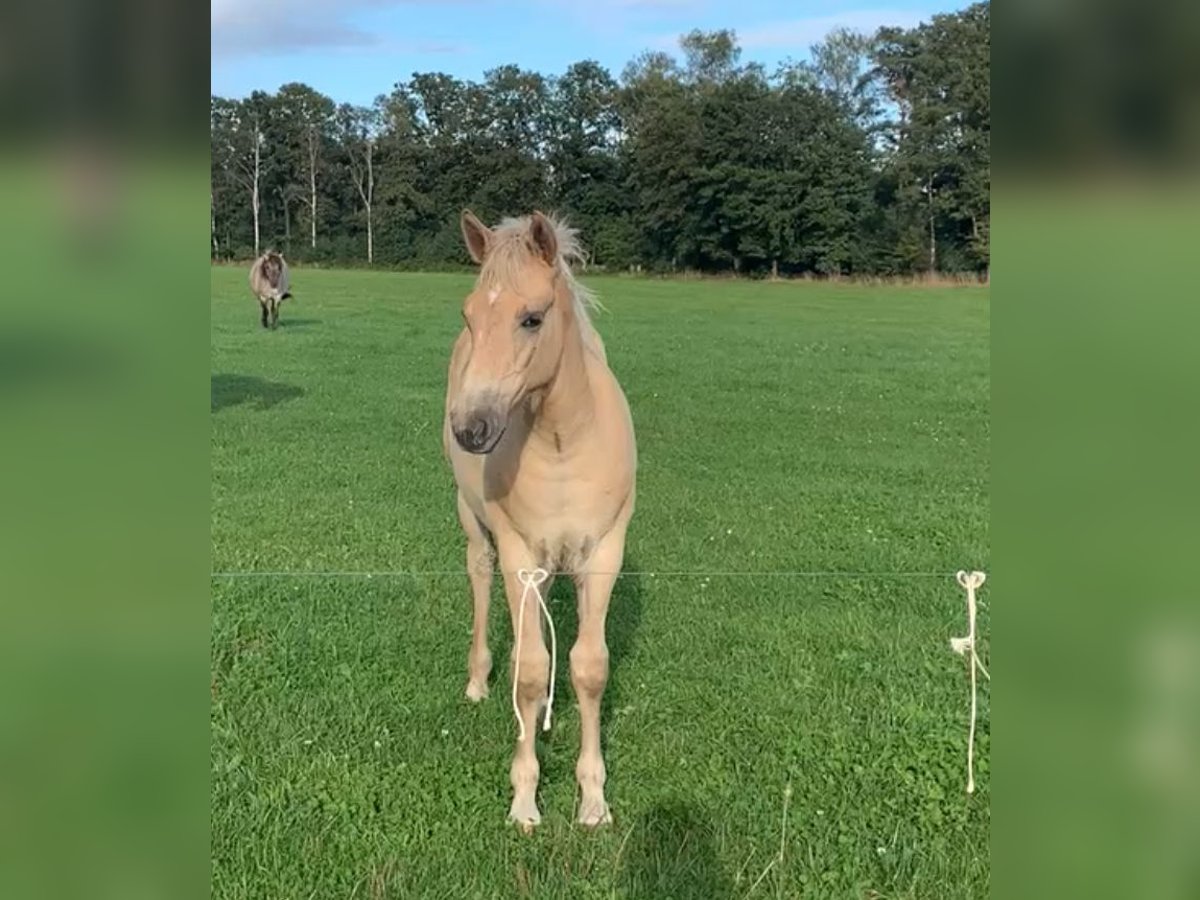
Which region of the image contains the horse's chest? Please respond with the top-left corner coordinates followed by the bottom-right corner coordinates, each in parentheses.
top-left (504, 472), bottom-right (616, 572)
top-left (528, 527), bottom-right (597, 573)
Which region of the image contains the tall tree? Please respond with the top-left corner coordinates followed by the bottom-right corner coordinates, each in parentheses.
top-left (337, 103), bottom-right (383, 263)
top-left (548, 61), bottom-right (627, 264)
top-left (679, 29), bottom-right (741, 84)
top-left (870, 3), bottom-right (990, 273)
top-left (371, 86), bottom-right (427, 264)
top-left (211, 93), bottom-right (270, 256)
top-left (620, 47), bottom-right (699, 268)
top-left (808, 27), bottom-right (875, 128)
top-left (275, 83), bottom-right (335, 251)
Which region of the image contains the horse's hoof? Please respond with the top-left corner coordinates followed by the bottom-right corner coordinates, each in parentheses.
top-left (465, 680), bottom-right (489, 702)
top-left (508, 797), bottom-right (541, 833)
top-left (577, 800), bottom-right (612, 828)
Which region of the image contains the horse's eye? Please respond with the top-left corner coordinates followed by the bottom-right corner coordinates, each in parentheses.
top-left (520, 313), bottom-right (544, 331)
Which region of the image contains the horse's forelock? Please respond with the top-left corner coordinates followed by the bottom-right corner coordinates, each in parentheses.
top-left (478, 214), bottom-right (600, 316)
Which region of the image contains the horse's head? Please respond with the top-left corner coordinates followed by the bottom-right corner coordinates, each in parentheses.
top-left (260, 250), bottom-right (286, 283)
top-left (450, 210), bottom-right (576, 454)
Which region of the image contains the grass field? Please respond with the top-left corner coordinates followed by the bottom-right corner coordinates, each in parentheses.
top-left (211, 268), bottom-right (990, 899)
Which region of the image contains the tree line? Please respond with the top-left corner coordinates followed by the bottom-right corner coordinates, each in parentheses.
top-left (210, 2), bottom-right (988, 277)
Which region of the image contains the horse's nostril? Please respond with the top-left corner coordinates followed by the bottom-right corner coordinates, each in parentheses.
top-left (454, 416), bottom-right (494, 452)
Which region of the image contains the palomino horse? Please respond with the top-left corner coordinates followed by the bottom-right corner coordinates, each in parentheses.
top-left (249, 250), bottom-right (292, 329)
top-left (444, 211), bottom-right (637, 830)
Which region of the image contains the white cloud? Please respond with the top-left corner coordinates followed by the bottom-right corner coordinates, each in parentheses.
top-left (212, 0), bottom-right (474, 61)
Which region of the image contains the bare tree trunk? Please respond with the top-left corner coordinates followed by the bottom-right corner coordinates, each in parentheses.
top-left (351, 138), bottom-right (376, 264)
top-left (927, 174), bottom-right (936, 272)
top-left (308, 133), bottom-right (318, 250)
top-left (283, 197), bottom-right (290, 250)
top-left (365, 204), bottom-right (373, 264)
top-left (211, 190), bottom-right (218, 258)
top-left (771, 258), bottom-right (778, 280)
top-left (251, 131), bottom-right (261, 257)
top-left (366, 141), bottom-right (374, 264)
top-left (309, 173), bottom-right (316, 250)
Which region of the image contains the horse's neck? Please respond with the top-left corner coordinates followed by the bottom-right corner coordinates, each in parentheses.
top-left (532, 303), bottom-right (595, 447)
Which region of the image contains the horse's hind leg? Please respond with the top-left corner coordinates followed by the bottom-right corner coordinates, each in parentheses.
top-left (457, 493), bottom-right (493, 701)
top-left (572, 523), bottom-right (627, 828)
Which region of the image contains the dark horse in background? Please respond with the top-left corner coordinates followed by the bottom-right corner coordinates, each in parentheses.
top-left (249, 250), bottom-right (292, 329)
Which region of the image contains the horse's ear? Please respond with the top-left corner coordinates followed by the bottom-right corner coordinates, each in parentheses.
top-left (529, 211), bottom-right (558, 265)
top-left (460, 210), bottom-right (492, 264)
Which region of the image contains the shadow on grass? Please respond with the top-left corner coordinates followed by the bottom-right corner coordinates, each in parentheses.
top-left (277, 317), bottom-right (321, 329)
top-left (211, 374), bottom-right (304, 412)
top-left (620, 801), bottom-right (732, 900)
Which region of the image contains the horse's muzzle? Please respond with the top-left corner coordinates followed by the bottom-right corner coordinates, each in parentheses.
top-left (453, 412), bottom-right (505, 454)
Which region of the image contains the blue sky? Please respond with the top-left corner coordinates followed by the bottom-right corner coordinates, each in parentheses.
top-left (212, 0), bottom-right (967, 106)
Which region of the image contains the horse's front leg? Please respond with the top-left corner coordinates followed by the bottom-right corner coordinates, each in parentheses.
top-left (498, 542), bottom-right (553, 831)
top-left (456, 493), bottom-right (493, 701)
top-left (572, 523), bottom-right (627, 827)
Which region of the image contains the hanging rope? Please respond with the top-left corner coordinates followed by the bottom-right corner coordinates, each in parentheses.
top-left (215, 561), bottom-right (993, 799)
top-left (951, 570), bottom-right (989, 794)
top-left (511, 568), bottom-right (556, 742)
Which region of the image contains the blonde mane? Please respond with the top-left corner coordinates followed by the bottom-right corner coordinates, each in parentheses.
top-left (477, 214), bottom-right (603, 330)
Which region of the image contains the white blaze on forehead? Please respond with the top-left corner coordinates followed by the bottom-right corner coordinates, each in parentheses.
top-left (487, 288), bottom-right (500, 305)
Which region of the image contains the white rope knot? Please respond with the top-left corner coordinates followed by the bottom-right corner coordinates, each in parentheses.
top-left (951, 570), bottom-right (989, 793)
top-left (956, 569), bottom-right (986, 590)
top-left (512, 567), bottom-right (556, 742)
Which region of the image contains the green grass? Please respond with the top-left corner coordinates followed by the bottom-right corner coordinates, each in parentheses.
top-left (211, 268), bottom-right (989, 899)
